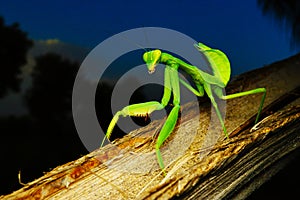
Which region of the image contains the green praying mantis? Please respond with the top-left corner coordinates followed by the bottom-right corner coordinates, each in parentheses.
top-left (101, 42), bottom-right (266, 172)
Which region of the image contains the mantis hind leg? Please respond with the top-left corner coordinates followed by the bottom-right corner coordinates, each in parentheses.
top-left (220, 88), bottom-right (266, 124)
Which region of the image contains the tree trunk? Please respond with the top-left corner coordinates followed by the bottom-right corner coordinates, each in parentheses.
top-left (1, 54), bottom-right (300, 200)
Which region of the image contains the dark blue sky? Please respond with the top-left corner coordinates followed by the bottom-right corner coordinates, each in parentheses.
top-left (0, 0), bottom-right (297, 75)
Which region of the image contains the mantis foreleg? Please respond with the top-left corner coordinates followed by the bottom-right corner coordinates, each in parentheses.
top-left (100, 101), bottom-right (164, 147)
top-left (101, 65), bottom-right (181, 173)
top-left (101, 66), bottom-right (172, 147)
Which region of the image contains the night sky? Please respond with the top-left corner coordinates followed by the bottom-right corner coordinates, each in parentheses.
top-left (0, 0), bottom-right (297, 75)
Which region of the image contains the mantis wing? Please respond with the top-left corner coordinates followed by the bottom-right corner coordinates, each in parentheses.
top-left (194, 43), bottom-right (231, 87)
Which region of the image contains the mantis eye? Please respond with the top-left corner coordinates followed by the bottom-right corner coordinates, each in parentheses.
top-left (143, 50), bottom-right (161, 63)
top-left (143, 52), bottom-right (149, 62)
top-left (152, 49), bottom-right (161, 61)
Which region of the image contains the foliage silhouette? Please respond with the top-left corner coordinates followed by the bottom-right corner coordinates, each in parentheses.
top-left (20, 53), bottom-right (88, 193)
top-left (257, 0), bottom-right (300, 49)
top-left (0, 16), bottom-right (33, 97)
top-left (24, 52), bottom-right (88, 158)
top-left (25, 53), bottom-right (79, 123)
top-left (0, 116), bottom-right (33, 194)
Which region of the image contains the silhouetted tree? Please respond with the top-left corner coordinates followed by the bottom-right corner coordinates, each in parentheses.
top-left (5, 53), bottom-right (87, 196)
top-left (22, 45), bottom-right (91, 165)
top-left (25, 53), bottom-right (86, 164)
top-left (25, 53), bottom-right (79, 124)
top-left (257, 0), bottom-right (300, 49)
top-left (0, 16), bottom-right (33, 97)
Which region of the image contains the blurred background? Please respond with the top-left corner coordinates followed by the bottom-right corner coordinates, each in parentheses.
top-left (0, 0), bottom-right (299, 198)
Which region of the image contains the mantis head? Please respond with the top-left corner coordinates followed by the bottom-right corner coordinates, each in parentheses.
top-left (143, 49), bottom-right (161, 74)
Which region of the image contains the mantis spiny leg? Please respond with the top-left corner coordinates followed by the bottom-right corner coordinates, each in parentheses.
top-left (101, 65), bottom-right (173, 150)
top-left (100, 101), bottom-right (164, 147)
